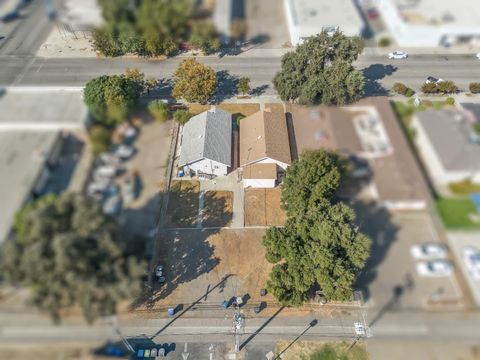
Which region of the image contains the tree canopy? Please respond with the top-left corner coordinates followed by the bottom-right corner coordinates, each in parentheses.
top-left (1, 193), bottom-right (145, 323)
top-left (84, 71), bottom-right (144, 126)
top-left (93, 0), bottom-right (220, 57)
top-left (273, 31), bottom-right (365, 105)
top-left (172, 58), bottom-right (218, 104)
top-left (263, 150), bottom-right (371, 306)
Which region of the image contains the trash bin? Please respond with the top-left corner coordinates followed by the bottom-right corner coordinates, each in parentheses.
top-left (222, 300), bottom-right (229, 309)
top-left (260, 288), bottom-right (267, 296)
top-left (167, 307), bottom-right (175, 316)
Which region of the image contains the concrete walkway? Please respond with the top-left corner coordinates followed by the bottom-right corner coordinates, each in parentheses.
top-left (199, 170), bottom-right (245, 228)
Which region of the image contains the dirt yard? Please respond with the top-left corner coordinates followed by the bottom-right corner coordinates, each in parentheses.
top-left (202, 191), bottom-right (233, 227)
top-left (140, 228), bottom-right (274, 313)
top-left (244, 188), bottom-right (287, 226)
top-left (188, 103), bottom-right (261, 117)
top-left (165, 180), bottom-right (200, 228)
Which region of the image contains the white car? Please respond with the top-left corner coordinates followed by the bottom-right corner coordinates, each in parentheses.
top-left (476, 53), bottom-right (480, 60)
top-left (388, 51), bottom-right (408, 60)
top-left (115, 145), bottom-right (135, 160)
top-left (416, 260), bottom-right (453, 277)
top-left (463, 247), bottom-right (480, 279)
top-left (425, 76), bottom-right (444, 84)
top-left (410, 243), bottom-right (448, 260)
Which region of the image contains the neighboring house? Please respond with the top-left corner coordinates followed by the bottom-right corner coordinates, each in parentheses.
top-left (412, 110), bottom-right (480, 185)
top-left (378, 0), bottom-right (480, 47)
top-left (178, 108), bottom-right (232, 177)
top-left (287, 97), bottom-right (430, 210)
top-left (283, 0), bottom-right (365, 45)
top-left (240, 108), bottom-right (291, 188)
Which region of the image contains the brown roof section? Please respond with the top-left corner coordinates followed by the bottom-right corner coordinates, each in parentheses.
top-left (240, 107), bottom-right (291, 166)
top-left (243, 163), bottom-right (277, 179)
top-left (287, 97), bottom-right (431, 205)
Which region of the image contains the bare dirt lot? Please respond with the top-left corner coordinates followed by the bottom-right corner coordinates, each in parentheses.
top-left (202, 190), bottom-right (233, 227)
top-left (140, 228), bottom-right (274, 313)
top-left (244, 188), bottom-right (287, 226)
top-left (165, 180), bottom-right (200, 228)
top-left (188, 103), bottom-right (260, 117)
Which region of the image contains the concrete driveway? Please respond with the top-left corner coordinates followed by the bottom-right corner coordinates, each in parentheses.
top-left (355, 206), bottom-right (462, 311)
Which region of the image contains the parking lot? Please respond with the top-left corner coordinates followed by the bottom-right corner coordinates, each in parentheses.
top-left (354, 203), bottom-right (463, 310)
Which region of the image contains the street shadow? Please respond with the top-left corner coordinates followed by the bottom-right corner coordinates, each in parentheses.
top-left (240, 306), bottom-right (285, 350)
top-left (250, 84), bottom-right (269, 96)
top-left (352, 200), bottom-right (399, 302)
top-left (362, 64), bottom-right (397, 96)
top-left (212, 70), bottom-right (239, 103)
top-left (150, 275), bottom-right (232, 338)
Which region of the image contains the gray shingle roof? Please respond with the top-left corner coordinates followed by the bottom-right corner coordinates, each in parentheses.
top-left (415, 110), bottom-right (480, 171)
top-left (178, 108), bottom-right (232, 167)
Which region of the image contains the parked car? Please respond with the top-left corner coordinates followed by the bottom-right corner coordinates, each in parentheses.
top-left (388, 51), bottom-right (408, 60)
top-left (416, 260), bottom-right (453, 277)
top-left (410, 243), bottom-right (448, 260)
top-left (102, 194), bottom-right (122, 215)
top-left (100, 153), bottom-right (120, 166)
top-left (122, 175), bottom-right (137, 204)
top-left (425, 76), bottom-right (444, 84)
top-left (94, 165), bottom-right (117, 180)
top-left (1, 10), bottom-right (18, 23)
top-left (155, 265), bottom-right (165, 283)
top-left (87, 179), bottom-right (111, 199)
top-left (114, 144), bottom-right (135, 160)
top-left (463, 246), bottom-right (480, 279)
top-left (476, 53), bottom-right (480, 60)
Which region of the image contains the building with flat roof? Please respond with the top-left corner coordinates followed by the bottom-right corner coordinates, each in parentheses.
top-left (0, 90), bottom-right (88, 243)
top-left (288, 97), bottom-right (430, 210)
top-left (284, 0), bottom-right (365, 45)
top-left (178, 108), bottom-right (232, 177)
top-left (378, 0), bottom-right (480, 47)
top-left (412, 110), bottom-right (480, 185)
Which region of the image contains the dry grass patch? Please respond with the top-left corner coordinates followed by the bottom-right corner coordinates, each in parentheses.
top-left (245, 188), bottom-right (286, 226)
top-left (166, 180), bottom-right (200, 227)
top-left (275, 341), bottom-right (368, 360)
top-left (202, 191), bottom-right (233, 227)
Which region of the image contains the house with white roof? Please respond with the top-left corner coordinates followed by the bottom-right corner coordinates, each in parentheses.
top-left (178, 108), bottom-right (232, 177)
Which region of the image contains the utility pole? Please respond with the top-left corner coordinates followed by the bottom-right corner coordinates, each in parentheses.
top-left (233, 297), bottom-right (245, 353)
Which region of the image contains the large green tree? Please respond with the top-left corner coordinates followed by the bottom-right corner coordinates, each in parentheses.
top-left (1, 193), bottom-right (145, 323)
top-left (273, 31), bottom-right (365, 105)
top-left (263, 151), bottom-right (371, 306)
top-left (172, 58), bottom-right (218, 104)
top-left (84, 72), bottom-right (143, 126)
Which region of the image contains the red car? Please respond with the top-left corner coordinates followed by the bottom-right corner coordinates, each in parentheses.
top-left (367, 8), bottom-right (379, 20)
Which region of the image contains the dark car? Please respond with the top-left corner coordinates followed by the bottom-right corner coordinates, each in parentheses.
top-left (1, 11), bottom-right (19, 23)
top-left (367, 8), bottom-right (379, 20)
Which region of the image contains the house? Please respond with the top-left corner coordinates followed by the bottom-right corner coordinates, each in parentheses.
top-left (284, 0), bottom-right (365, 45)
top-left (287, 97), bottom-right (430, 210)
top-left (378, 0), bottom-right (480, 47)
top-left (412, 109), bottom-right (480, 185)
top-left (240, 107), bottom-right (291, 188)
top-left (178, 108), bottom-right (232, 177)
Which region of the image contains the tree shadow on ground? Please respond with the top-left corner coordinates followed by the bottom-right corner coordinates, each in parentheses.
top-left (362, 64), bottom-right (397, 96)
top-left (147, 78), bottom-right (173, 99)
top-left (244, 34), bottom-right (271, 48)
top-left (127, 180), bottom-right (233, 310)
top-left (218, 46), bottom-right (243, 58)
top-left (212, 70), bottom-right (239, 103)
top-left (352, 200), bottom-right (399, 302)
top-left (250, 84), bottom-right (269, 96)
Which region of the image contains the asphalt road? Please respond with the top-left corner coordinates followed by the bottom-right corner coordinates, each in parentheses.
top-left (1, 54), bottom-right (480, 97)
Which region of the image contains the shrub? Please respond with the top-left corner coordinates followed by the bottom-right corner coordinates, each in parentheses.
top-left (405, 88), bottom-right (415, 97)
top-left (174, 109), bottom-right (193, 125)
top-left (189, 22), bottom-right (221, 55)
top-left (148, 100), bottom-right (169, 122)
top-left (469, 82), bottom-right (480, 94)
top-left (378, 37), bottom-right (391, 47)
top-left (92, 28), bottom-right (123, 57)
top-left (89, 126), bottom-right (112, 155)
top-left (421, 82), bottom-right (439, 94)
top-left (446, 97), bottom-right (455, 105)
top-left (437, 80), bottom-right (458, 94)
top-left (392, 82), bottom-right (408, 95)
